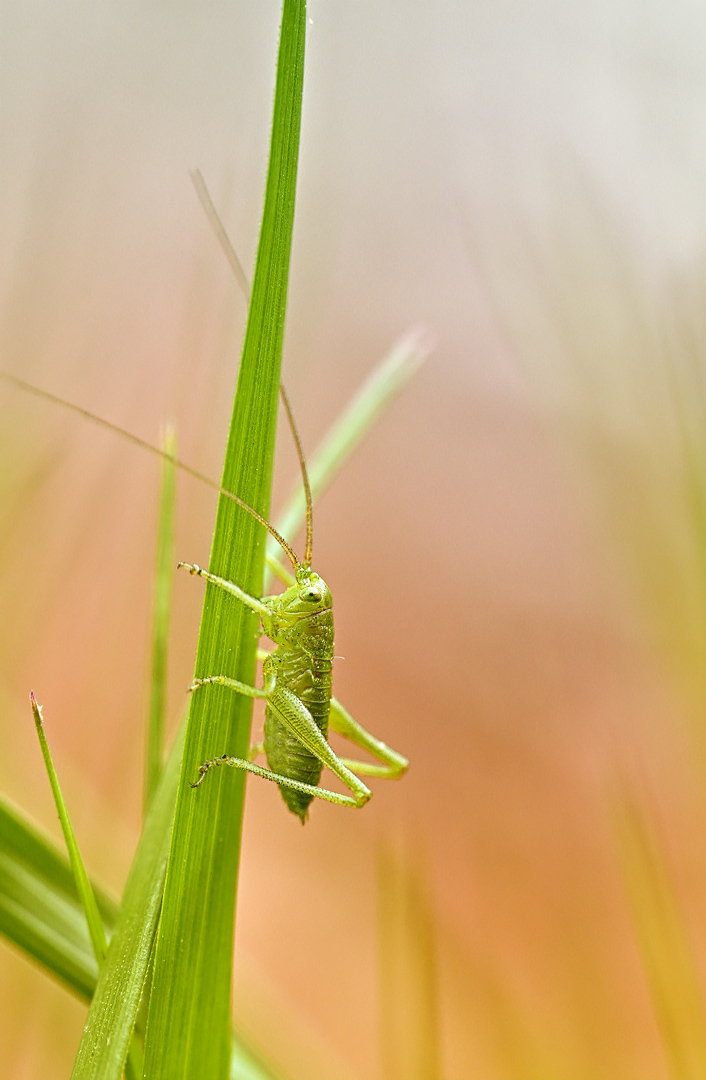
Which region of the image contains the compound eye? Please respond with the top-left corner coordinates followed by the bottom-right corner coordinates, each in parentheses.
top-left (300, 587), bottom-right (322, 603)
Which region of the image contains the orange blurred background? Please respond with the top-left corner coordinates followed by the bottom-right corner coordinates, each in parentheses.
top-left (1, 3), bottom-right (705, 1078)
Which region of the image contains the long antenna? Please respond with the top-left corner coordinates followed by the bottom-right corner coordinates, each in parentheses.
top-left (279, 384), bottom-right (313, 566)
top-left (0, 371), bottom-right (300, 570)
top-left (191, 171), bottom-right (314, 565)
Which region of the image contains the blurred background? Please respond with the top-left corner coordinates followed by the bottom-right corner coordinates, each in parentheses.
top-left (1, 2), bottom-right (705, 1077)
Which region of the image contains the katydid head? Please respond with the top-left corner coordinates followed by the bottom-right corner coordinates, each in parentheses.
top-left (291, 566), bottom-right (331, 614)
top-left (261, 566), bottom-right (331, 644)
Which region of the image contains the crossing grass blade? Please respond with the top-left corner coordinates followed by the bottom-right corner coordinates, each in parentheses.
top-left (266, 328), bottom-right (431, 579)
top-left (142, 3), bottom-right (307, 1077)
top-left (30, 695), bottom-right (144, 1078)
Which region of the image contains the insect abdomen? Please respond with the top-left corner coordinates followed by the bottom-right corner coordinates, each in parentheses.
top-left (263, 610), bottom-right (333, 822)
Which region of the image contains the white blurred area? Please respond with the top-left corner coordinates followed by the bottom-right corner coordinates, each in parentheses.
top-left (1, 3), bottom-right (706, 1079)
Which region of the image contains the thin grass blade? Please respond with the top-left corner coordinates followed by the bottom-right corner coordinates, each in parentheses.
top-left (30, 694), bottom-right (108, 963)
top-left (191, 168), bottom-right (251, 301)
top-left (144, 426), bottom-right (177, 815)
top-left (142, 4), bottom-right (307, 1078)
top-left (30, 694), bottom-right (145, 1078)
top-left (267, 328), bottom-right (430, 572)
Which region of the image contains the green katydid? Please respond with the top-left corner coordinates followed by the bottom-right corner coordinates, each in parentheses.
top-left (0, 370), bottom-right (409, 821)
top-left (183, 384), bottom-right (408, 819)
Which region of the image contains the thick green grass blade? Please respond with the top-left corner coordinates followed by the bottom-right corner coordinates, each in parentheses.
top-left (142, 4), bottom-right (306, 1078)
top-left (144, 426), bottom-right (177, 815)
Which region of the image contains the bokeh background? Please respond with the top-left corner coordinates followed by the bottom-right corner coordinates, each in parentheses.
top-left (1, 2), bottom-right (705, 1078)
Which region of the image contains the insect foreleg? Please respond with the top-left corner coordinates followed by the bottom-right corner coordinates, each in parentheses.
top-left (328, 697), bottom-right (409, 779)
top-left (177, 562), bottom-right (269, 617)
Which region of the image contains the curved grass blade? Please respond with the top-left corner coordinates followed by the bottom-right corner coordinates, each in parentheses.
top-left (0, 792), bottom-right (114, 998)
top-left (142, 4), bottom-right (307, 1078)
top-left (30, 694), bottom-right (108, 964)
top-left (30, 694), bottom-right (144, 1079)
top-left (144, 426), bottom-right (177, 815)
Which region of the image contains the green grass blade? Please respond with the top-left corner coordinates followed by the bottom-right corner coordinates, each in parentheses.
top-left (142, 4), bottom-right (306, 1078)
top-left (267, 328), bottom-right (430, 571)
top-left (69, 720), bottom-right (185, 1080)
top-left (144, 426), bottom-right (177, 815)
top-left (30, 693), bottom-right (108, 964)
top-left (0, 792), bottom-right (115, 998)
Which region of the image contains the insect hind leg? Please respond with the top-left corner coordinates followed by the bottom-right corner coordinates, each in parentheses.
top-left (190, 754), bottom-right (367, 811)
top-left (327, 697), bottom-right (408, 779)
